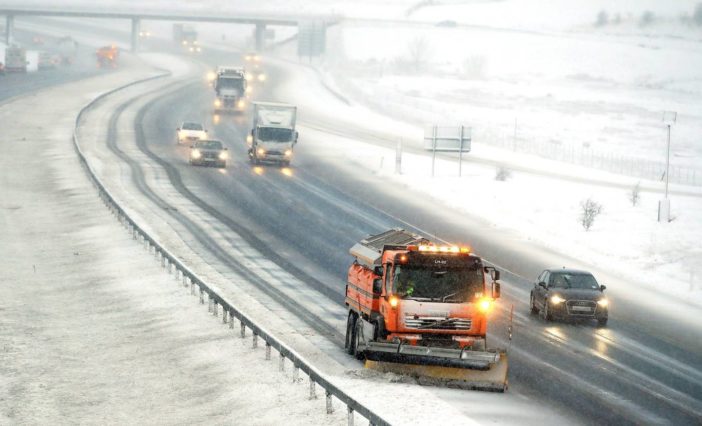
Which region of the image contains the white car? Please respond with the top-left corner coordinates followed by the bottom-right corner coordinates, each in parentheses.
top-left (176, 122), bottom-right (207, 144)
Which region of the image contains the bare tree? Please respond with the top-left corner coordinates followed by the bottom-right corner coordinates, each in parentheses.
top-left (407, 36), bottom-right (431, 73)
top-left (580, 199), bottom-right (603, 231)
top-left (495, 166), bottom-right (511, 181)
top-left (595, 10), bottom-right (609, 27)
top-left (630, 182), bottom-right (641, 206)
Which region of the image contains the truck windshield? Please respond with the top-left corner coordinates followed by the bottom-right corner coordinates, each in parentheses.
top-left (392, 265), bottom-right (483, 302)
top-left (217, 78), bottom-right (244, 90)
top-left (258, 127), bottom-right (293, 142)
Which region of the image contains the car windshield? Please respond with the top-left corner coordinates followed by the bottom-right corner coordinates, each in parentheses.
top-left (182, 123), bottom-right (203, 131)
top-left (550, 273), bottom-right (599, 290)
top-left (258, 127), bottom-right (293, 143)
top-left (195, 140), bottom-right (223, 150)
top-left (392, 265), bottom-right (483, 302)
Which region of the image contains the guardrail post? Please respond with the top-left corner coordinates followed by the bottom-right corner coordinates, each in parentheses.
top-left (265, 342), bottom-right (271, 360)
top-left (309, 378), bottom-right (317, 399)
top-left (183, 273), bottom-right (188, 287)
top-left (208, 295), bottom-right (213, 313)
top-left (347, 406), bottom-right (354, 426)
top-left (252, 333), bottom-right (258, 349)
top-left (326, 390), bottom-right (333, 414)
top-left (167, 260), bottom-right (172, 274)
top-left (240, 322), bottom-right (246, 338)
top-left (222, 309), bottom-right (228, 324)
top-left (293, 365), bottom-right (299, 382)
top-left (199, 288), bottom-right (204, 304)
top-left (229, 312), bottom-right (234, 329)
top-left (191, 280), bottom-right (196, 296)
top-left (279, 352), bottom-right (285, 371)
top-left (213, 301), bottom-right (218, 317)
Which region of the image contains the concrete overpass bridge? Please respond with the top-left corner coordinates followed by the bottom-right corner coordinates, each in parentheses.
top-left (0, 6), bottom-right (338, 52)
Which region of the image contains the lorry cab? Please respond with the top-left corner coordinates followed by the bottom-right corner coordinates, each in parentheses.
top-left (248, 102), bottom-right (298, 166)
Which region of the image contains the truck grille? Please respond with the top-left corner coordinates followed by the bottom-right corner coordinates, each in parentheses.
top-left (566, 300), bottom-right (596, 315)
top-left (404, 316), bottom-right (472, 330)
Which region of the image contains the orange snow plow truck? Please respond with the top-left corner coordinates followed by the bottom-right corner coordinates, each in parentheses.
top-left (345, 229), bottom-right (508, 391)
top-left (96, 45), bottom-right (119, 68)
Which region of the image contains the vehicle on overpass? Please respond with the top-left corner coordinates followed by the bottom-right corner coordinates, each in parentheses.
top-left (176, 122), bottom-right (208, 144)
top-left (345, 229), bottom-right (508, 391)
top-left (213, 66), bottom-right (247, 113)
top-left (530, 268), bottom-right (609, 326)
top-left (247, 102), bottom-right (298, 166)
top-left (4, 47), bottom-right (27, 73)
top-left (173, 24), bottom-right (200, 53)
top-left (96, 45), bottom-right (119, 68)
top-left (189, 139), bottom-right (228, 168)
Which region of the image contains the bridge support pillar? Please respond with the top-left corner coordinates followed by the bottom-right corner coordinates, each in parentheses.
top-left (254, 23), bottom-right (265, 52)
top-left (130, 18), bottom-right (140, 52)
top-left (5, 14), bottom-right (14, 45)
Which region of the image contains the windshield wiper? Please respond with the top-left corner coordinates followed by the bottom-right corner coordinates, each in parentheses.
top-left (441, 292), bottom-right (458, 302)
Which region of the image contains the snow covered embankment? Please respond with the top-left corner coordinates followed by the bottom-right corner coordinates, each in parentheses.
top-left (0, 56), bottom-right (346, 425)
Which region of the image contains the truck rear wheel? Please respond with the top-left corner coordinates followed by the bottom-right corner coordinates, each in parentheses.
top-left (344, 313), bottom-right (356, 355)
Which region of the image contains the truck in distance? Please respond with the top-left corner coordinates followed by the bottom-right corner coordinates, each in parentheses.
top-left (96, 45), bottom-right (119, 68)
top-left (173, 24), bottom-right (200, 53)
top-left (4, 47), bottom-right (27, 72)
top-left (345, 229), bottom-right (508, 391)
top-left (213, 66), bottom-right (247, 113)
top-left (189, 139), bottom-right (228, 168)
top-left (247, 102), bottom-right (298, 166)
top-left (176, 122), bottom-right (208, 144)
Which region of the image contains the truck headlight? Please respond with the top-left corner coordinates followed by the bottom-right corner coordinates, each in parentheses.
top-left (219, 151), bottom-right (228, 160)
top-left (258, 73), bottom-right (266, 82)
top-left (191, 149), bottom-right (201, 159)
top-left (550, 295), bottom-right (565, 304)
top-left (246, 134), bottom-right (253, 144)
top-left (284, 149), bottom-right (292, 157)
top-left (478, 298), bottom-right (491, 313)
top-left (214, 99), bottom-right (222, 107)
top-left (237, 100), bottom-right (246, 108)
top-left (597, 298), bottom-right (609, 307)
top-left (257, 148), bottom-right (266, 156)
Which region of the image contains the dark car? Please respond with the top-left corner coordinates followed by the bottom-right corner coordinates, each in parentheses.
top-left (189, 139), bottom-right (228, 168)
top-left (530, 268), bottom-right (608, 326)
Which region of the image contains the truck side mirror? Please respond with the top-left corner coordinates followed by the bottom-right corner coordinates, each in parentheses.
top-left (372, 278), bottom-right (382, 295)
top-left (294, 131), bottom-right (299, 144)
top-left (373, 266), bottom-right (383, 276)
top-left (492, 282), bottom-right (501, 299)
top-left (538, 281), bottom-right (546, 288)
top-left (176, 127), bottom-right (180, 131)
top-left (493, 270), bottom-right (500, 281)
top-left (600, 284), bottom-right (606, 292)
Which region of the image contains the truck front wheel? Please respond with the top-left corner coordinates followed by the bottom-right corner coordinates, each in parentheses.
top-left (344, 313), bottom-right (356, 355)
top-left (354, 320), bottom-right (365, 360)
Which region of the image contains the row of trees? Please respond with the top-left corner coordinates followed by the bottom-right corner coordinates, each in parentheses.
top-left (596, 4), bottom-right (702, 27)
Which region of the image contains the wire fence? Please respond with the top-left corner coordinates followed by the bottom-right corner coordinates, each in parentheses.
top-left (72, 72), bottom-right (390, 426)
top-left (332, 74), bottom-right (701, 187)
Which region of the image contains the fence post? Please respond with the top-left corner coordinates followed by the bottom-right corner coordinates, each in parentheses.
top-left (326, 390), bottom-right (333, 414)
top-left (309, 378), bottom-right (317, 399)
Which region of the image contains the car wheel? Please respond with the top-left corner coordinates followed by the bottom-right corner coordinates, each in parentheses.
top-left (597, 318), bottom-right (608, 327)
top-left (542, 300), bottom-right (552, 321)
top-left (344, 313), bottom-right (356, 355)
top-left (530, 294), bottom-right (539, 315)
top-left (354, 320), bottom-right (365, 360)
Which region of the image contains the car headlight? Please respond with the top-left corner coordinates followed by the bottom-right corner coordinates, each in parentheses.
top-left (258, 73), bottom-right (266, 82)
top-left (219, 151), bottom-right (228, 160)
top-left (191, 149), bottom-right (201, 159)
top-left (550, 295), bottom-right (565, 304)
top-left (284, 149), bottom-right (292, 157)
top-left (597, 298), bottom-right (609, 307)
top-left (257, 148), bottom-right (266, 156)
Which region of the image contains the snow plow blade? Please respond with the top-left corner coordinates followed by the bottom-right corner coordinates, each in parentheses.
top-left (362, 342), bottom-right (508, 392)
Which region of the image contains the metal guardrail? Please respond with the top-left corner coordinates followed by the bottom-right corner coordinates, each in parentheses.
top-left (72, 72), bottom-right (390, 426)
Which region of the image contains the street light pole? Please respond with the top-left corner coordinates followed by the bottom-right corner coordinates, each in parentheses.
top-left (659, 111), bottom-right (677, 223)
top-left (665, 123), bottom-right (671, 200)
